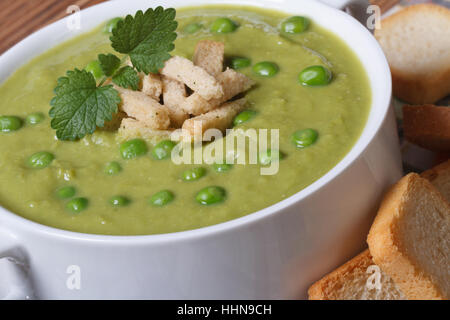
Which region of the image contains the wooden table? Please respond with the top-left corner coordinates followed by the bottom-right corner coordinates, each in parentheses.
top-left (0, 0), bottom-right (404, 55)
top-left (0, 0), bottom-right (106, 54)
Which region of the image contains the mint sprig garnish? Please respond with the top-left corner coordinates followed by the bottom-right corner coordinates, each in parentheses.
top-left (111, 7), bottom-right (177, 74)
top-left (49, 69), bottom-right (121, 141)
top-left (98, 53), bottom-right (121, 77)
top-left (49, 7), bottom-right (177, 141)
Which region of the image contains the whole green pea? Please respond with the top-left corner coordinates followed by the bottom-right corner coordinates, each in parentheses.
top-left (213, 163), bottom-right (233, 173)
top-left (291, 129), bottom-right (319, 148)
top-left (210, 17), bottom-right (238, 33)
top-left (55, 186), bottom-right (76, 199)
top-left (233, 110), bottom-right (257, 126)
top-left (66, 197), bottom-right (88, 214)
top-left (85, 60), bottom-right (104, 80)
top-left (0, 116), bottom-right (23, 132)
top-left (104, 161), bottom-right (122, 175)
top-left (259, 149), bottom-right (284, 165)
top-left (252, 61), bottom-right (279, 77)
top-left (182, 167), bottom-right (206, 181)
top-left (103, 17), bottom-right (123, 34)
top-left (120, 139), bottom-right (148, 160)
top-left (26, 113), bottom-right (45, 125)
top-left (298, 65), bottom-right (332, 86)
top-left (230, 57), bottom-right (251, 70)
top-left (184, 22), bottom-right (202, 34)
top-left (281, 16), bottom-right (310, 34)
top-left (195, 186), bottom-right (226, 205)
top-left (109, 195), bottom-right (130, 207)
top-left (152, 140), bottom-right (176, 160)
top-left (27, 151), bottom-right (54, 169)
top-left (150, 190), bottom-right (174, 207)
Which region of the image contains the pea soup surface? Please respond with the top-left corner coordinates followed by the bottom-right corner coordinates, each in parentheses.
top-left (0, 6), bottom-right (370, 235)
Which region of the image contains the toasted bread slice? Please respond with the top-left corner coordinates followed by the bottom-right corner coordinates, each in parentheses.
top-left (403, 105), bottom-right (450, 152)
top-left (308, 250), bottom-right (405, 300)
top-left (367, 173), bottom-right (450, 300)
top-left (309, 162), bottom-right (450, 300)
top-left (421, 159), bottom-right (450, 202)
top-left (375, 4), bottom-right (450, 104)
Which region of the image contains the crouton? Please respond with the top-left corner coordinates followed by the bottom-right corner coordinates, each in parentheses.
top-left (182, 98), bottom-right (247, 136)
top-left (117, 118), bottom-right (175, 144)
top-left (116, 87), bottom-right (170, 130)
top-left (193, 40), bottom-right (224, 77)
top-left (162, 76), bottom-right (189, 127)
top-left (125, 57), bottom-right (162, 99)
top-left (181, 68), bottom-right (254, 115)
top-left (142, 73), bottom-right (162, 100)
top-left (161, 56), bottom-right (224, 100)
top-left (99, 111), bottom-right (127, 131)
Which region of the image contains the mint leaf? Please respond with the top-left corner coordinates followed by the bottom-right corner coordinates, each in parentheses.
top-left (98, 53), bottom-right (121, 77)
top-left (112, 66), bottom-right (140, 91)
top-left (49, 69), bottom-right (121, 141)
top-left (110, 7), bottom-right (177, 74)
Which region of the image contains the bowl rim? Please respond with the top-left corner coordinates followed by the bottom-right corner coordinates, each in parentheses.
top-left (0, 0), bottom-right (392, 244)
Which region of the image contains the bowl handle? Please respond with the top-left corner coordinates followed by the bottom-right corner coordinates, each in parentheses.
top-left (0, 228), bottom-right (35, 300)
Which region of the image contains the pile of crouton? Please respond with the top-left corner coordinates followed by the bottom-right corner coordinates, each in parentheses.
top-left (109, 40), bottom-right (255, 144)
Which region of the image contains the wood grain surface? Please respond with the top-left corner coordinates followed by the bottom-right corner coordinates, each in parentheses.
top-left (0, 0), bottom-right (106, 54)
top-left (0, 0), bottom-right (399, 55)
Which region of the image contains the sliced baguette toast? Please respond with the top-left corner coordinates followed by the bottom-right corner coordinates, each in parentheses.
top-left (308, 249), bottom-right (405, 300)
top-left (375, 4), bottom-right (450, 104)
top-left (403, 105), bottom-right (450, 152)
top-left (309, 160), bottom-right (450, 300)
top-left (421, 159), bottom-right (450, 202)
top-left (367, 173), bottom-right (450, 299)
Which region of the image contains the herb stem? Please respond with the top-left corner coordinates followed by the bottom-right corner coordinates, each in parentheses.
top-left (97, 54), bottom-right (130, 87)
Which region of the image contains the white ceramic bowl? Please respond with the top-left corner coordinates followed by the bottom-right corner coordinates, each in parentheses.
top-left (0, 0), bottom-right (402, 299)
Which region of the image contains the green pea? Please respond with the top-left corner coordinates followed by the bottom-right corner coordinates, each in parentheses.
top-left (182, 167), bottom-right (206, 182)
top-left (120, 139), bottom-right (148, 160)
top-left (66, 197), bottom-right (88, 214)
top-left (213, 163), bottom-right (233, 173)
top-left (85, 60), bottom-right (104, 80)
top-left (152, 140), bottom-right (176, 160)
top-left (26, 113), bottom-right (45, 125)
top-left (195, 186), bottom-right (226, 205)
top-left (184, 22), bottom-right (202, 34)
top-left (150, 190), bottom-right (174, 207)
top-left (291, 129), bottom-right (319, 148)
top-left (210, 17), bottom-right (238, 33)
top-left (27, 151), bottom-right (54, 169)
top-left (281, 16), bottom-right (310, 34)
top-left (298, 65), bottom-right (332, 86)
top-left (259, 149), bottom-right (284, 165)
top-left (103, 17), bottom-right (122, 34)
top-left (104, 161), bottom-right (122, 175)
top-left (230, 57), bottom-right (251, 70)
top-left (233, 110), bottom-right (257, 126)
top-left (0, 116), bottom-right (22, 132)
top-left (109, 195), bottom-right (130, 207)
top-left (252, 61), bottom-right (279, 77)
top-left (56, 186), bottom-right (76, 199)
